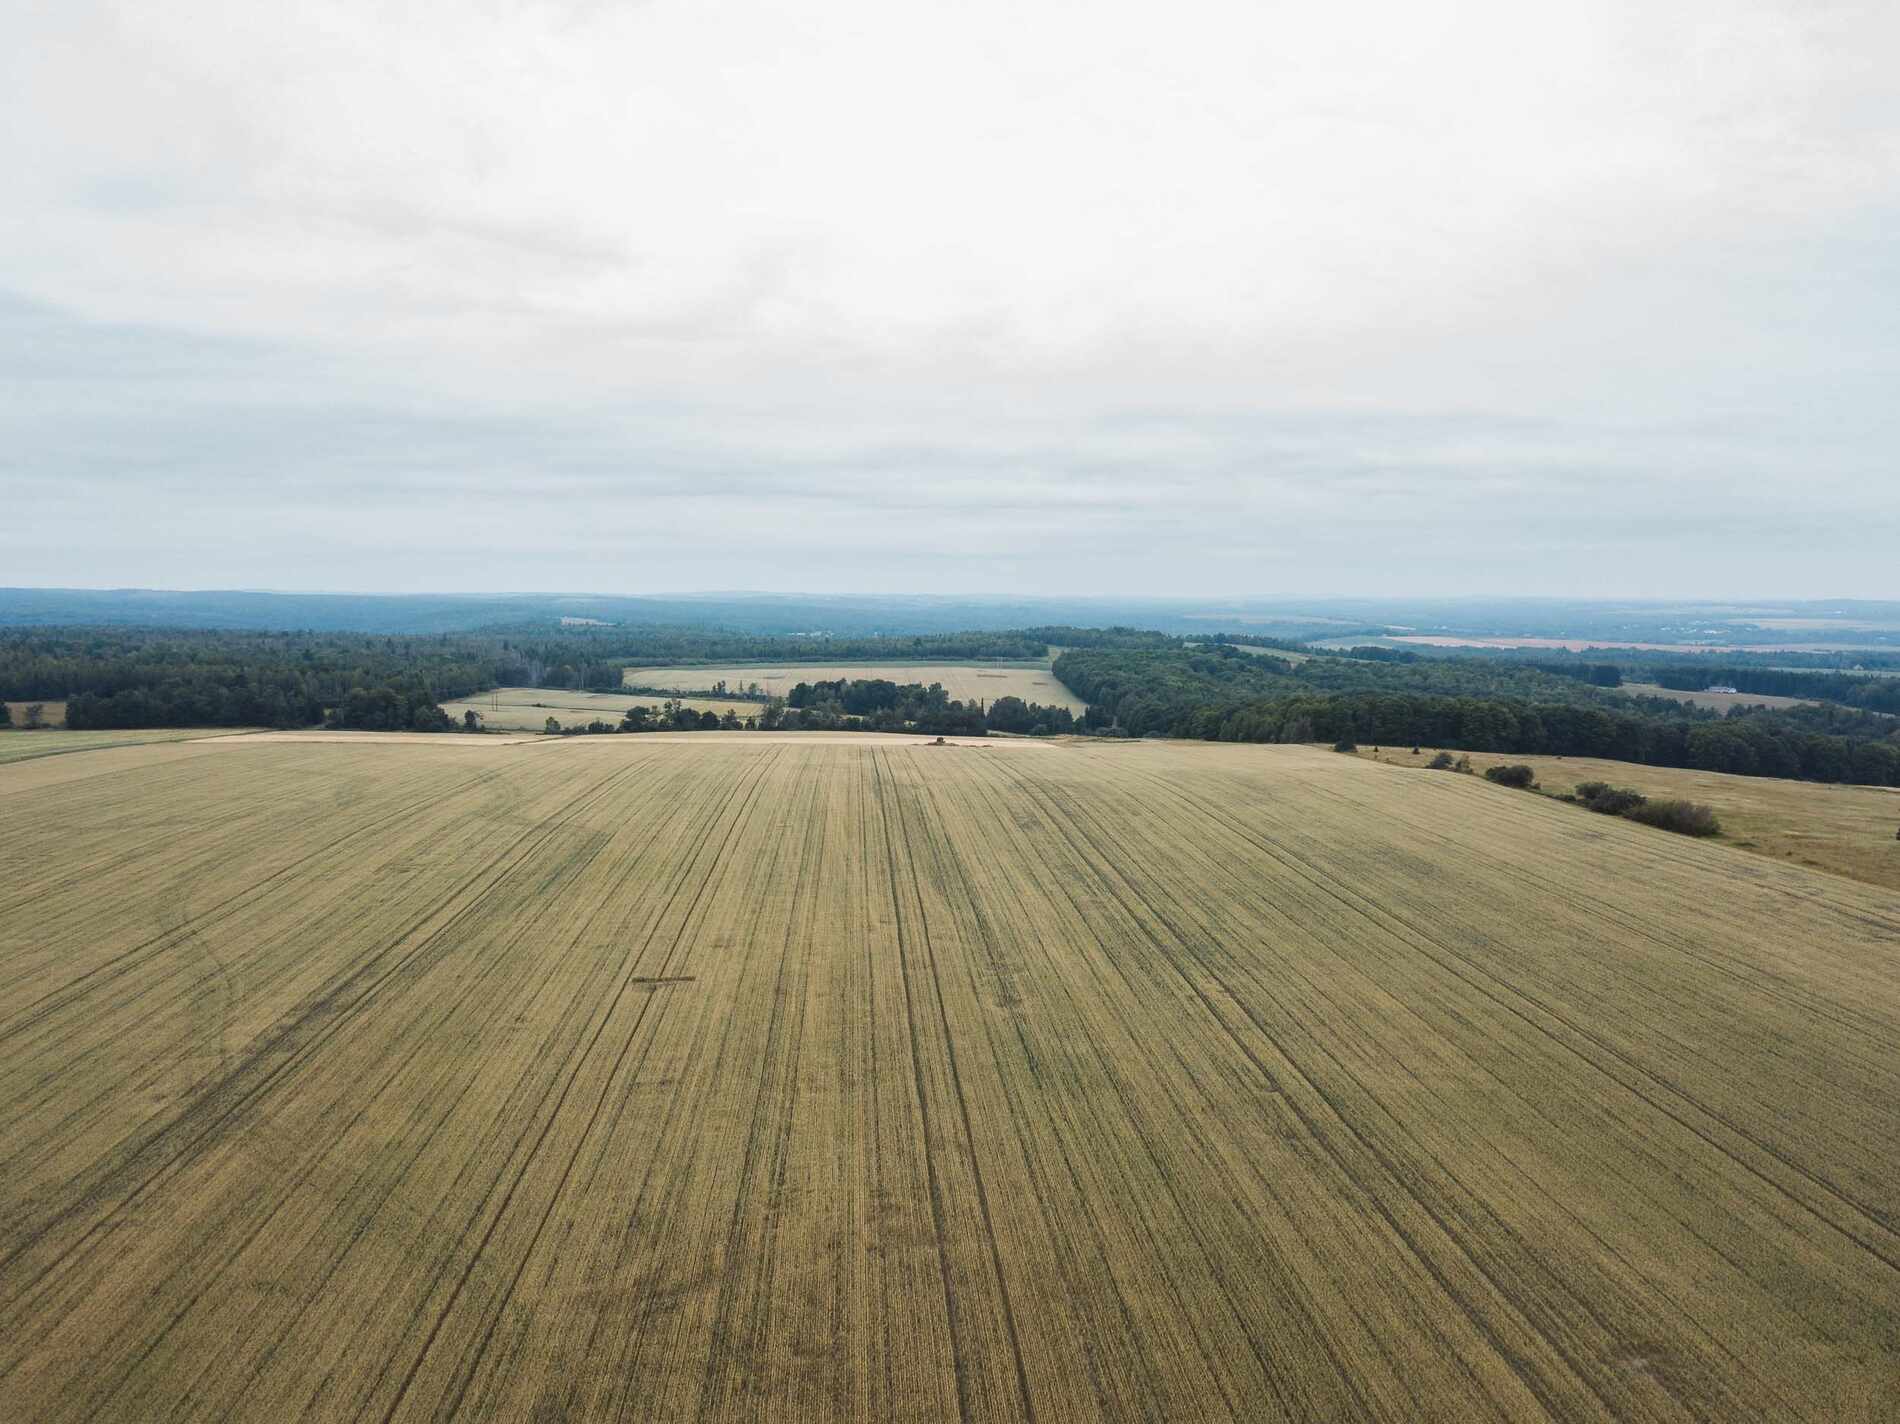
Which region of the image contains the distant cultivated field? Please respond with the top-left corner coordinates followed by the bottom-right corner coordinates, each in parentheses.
top-left (1622, 681), bottom-right (1816, 712)
top-left (625, 661), bottom-right (1085, 711)
top-left (1357, 745), bottom-right (1900, 892)
top-left (4, 699), bottom-right (67, 727)
top-left (1, 737), bottom-right (1896, 1421)
top-left (441, 686), bottom-right (760, 730)
top-left (1746, 617), bottom-right (1900, 632)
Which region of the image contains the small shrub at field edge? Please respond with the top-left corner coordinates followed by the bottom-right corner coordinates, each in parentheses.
top-left (1427, 751), bottom-right (1457, 769)
top-left (1625, 799), bottom-right (1723, 837)
top-left (1576, 782), bottom-right (1648, 816)
top-left (1332, 739), bottom-right (1357, 753)
top-left (1484, 764), bottom-right (1536, 788)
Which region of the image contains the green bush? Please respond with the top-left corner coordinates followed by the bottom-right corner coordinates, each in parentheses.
top-left (1427, 751), bottom-right (1457, 769)
top-left (1332, 739), bottom-right (1358, 753)
top-left (1575, 782), bottom-right (1647, 816)
top-left (1484, 764), bottom-right (1536, 788)
top-left (1625, 799), bottom-right (1722, 837)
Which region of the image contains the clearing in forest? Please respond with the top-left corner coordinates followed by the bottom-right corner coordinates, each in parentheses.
top-left (1621, 681), bottom-right (1817, 712)
top-left (3, 699), bottom-right (67, 728)
top-left (439, 686), bottom-right (761, 730)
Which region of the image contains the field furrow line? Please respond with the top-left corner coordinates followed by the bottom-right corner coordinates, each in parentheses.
top-left (376, 746), bottom-right (785, 1424)
top-left (917, 754), bottom-right (1240, 1421)
top-left (978, 755), bottom-right (1487, 1422)
top-left (1136, 762), bottom-right (1900, 1273)
top-left (0, 758), bottom-right (523, 1042)
top-left (0, 754), bottom-right (650, 1332)
top-left (880, 752), bottom-right (1042, 1424)
top-left (869, 750), bottom-right (977, 1424)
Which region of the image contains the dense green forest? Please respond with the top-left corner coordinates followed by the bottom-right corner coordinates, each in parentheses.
top-left (0, 629), bottom-right (498, 731)
top-left (1059, 643), bottom-right (1655, 717)
top-left (1390, 642), bottom-right (1900, 675)
top-left (783, 677), bottom-right (1075, 735)
top-left (6, 623), bottom-right (1896, 783)
top-left (1056, 647), bottom-right (1900, 786)
top-left (608, 624), bottom-right (1169, 666)
top-left (0, 626), bottom-right (1115, 733)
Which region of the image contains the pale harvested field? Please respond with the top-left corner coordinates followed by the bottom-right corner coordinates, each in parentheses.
top-left (441, 687), bottom-right (760, 731)
top-left (1356, 745), bottom-right (1900, 893)
top-left (1622, 682), bottom-right (1816, 712)
top-left (1, 738), bottom-right (1897, 1421)
top-left (0, 726), bottom-right (243, 765)
top-left (625, 662), bottom-right (1085, 712)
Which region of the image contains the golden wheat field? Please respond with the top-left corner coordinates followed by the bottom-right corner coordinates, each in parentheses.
top-left (0, 725), bottom-right (243, 765)
top-left (623, 662), bottom-right (1085, 712)
top-left (3, 699), bottom-right (67, 728)
top-left (1, 734), bottom-right (1897, 1422)
top-left (1354, 746), bottom-right (1900, 894)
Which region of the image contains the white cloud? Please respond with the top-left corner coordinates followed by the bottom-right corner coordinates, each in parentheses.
top-left (3, 0), bottom-right (1897, 593)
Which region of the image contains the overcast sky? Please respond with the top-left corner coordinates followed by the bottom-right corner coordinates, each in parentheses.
top-left (4, 1), bottom-right (1896, 597)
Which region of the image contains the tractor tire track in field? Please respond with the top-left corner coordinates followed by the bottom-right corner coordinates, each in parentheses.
top-left (75, 808), bottom-right (645, 1422)
top-left (0, 757), bottom-right (522, 1042)
top-left (911, 755), bottom-right (1226, 1422)
top-left (971, 754), bottom-right (1461, 1422)
top-left (0, 754), bottom-right (649, 1331)
top-left (1014, 755), bottom-right (1629, 1420)
top-left (1089, 761), bottom-right (1767, 1411)
top-left (1101, 754), bottom-right (1875, 1418)
top-left (0, 768), bottom-right (619, 1376)
top-left (380, 746), bottom-right (786, 1424)
top-left (949, 752), bottom-right (1317, 1422)
top-left (1141, 761), bottom-right (1900, 1275)
top-left (591, 754), bottom-right (818, 1424)
top-left (871, 750), bottom-right (980, 1424)
top-left (879, 752), bottom-right (1042, 1424)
